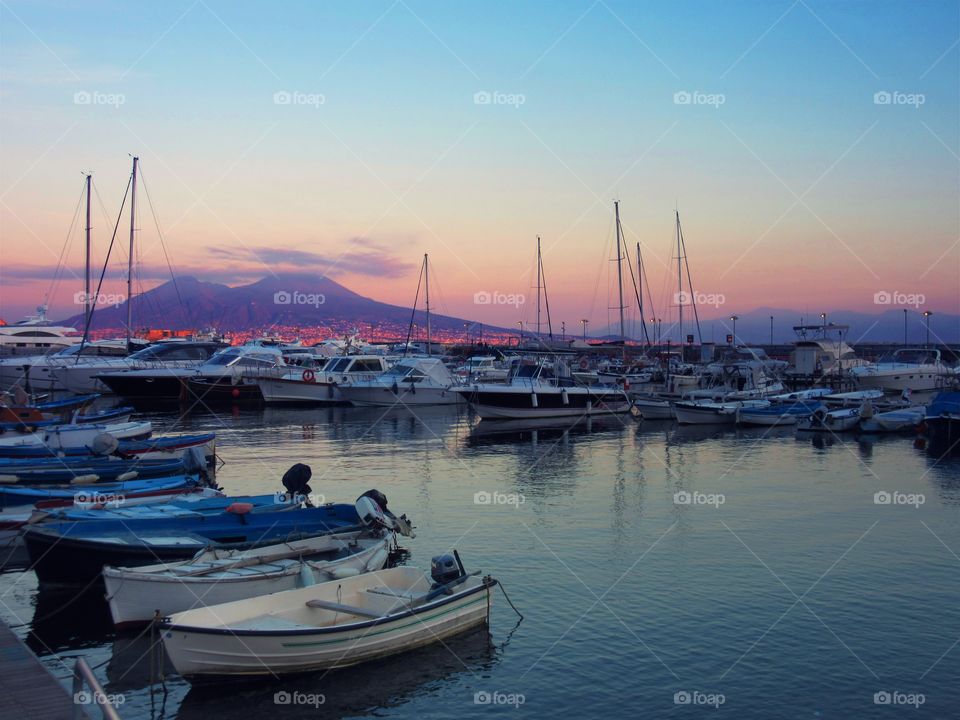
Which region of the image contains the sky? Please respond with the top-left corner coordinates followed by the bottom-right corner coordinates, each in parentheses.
top-left (0, 0), bottom-right (958, 340)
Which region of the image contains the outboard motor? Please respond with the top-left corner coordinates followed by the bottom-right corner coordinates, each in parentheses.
top-left (431, 554), bottom-right (461, 585)
top-left (356, 492), bottom-right (391, 530)
top-left (281, 463), bottom-right (313, 505)
top-left (358, 489), bottom-right (389, 513)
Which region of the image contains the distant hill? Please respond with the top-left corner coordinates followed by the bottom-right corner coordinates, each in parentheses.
top-left (60, 273), bottom-right (499, 334)
top-left (596, 306), bottom-right (960, 344)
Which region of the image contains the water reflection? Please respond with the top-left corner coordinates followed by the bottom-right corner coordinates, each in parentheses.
top-left (26, 585), bottom-right (113, 655)
top-left (176, 626), bottom-right (497, 720)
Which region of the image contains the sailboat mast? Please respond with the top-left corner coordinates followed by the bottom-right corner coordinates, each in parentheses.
top-left (615, 201), bottom-right (625, 344)
top-left (676, 210), bottom-right (683, 345)
top-left (424, 253), bottom-right (431, 356)
top-left (536, 236), bottom-right (542, 338)
top-left (126, 156), bottom-right (138, 347)
top-left (84, 173), bottom-right (92, 328)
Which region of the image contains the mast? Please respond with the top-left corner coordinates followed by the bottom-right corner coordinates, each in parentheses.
top-left (676, 210), bottom-right (683, 345)
top-left (84, 173), bottom-right (92, 328)
top-left (615, 201), bottom-right (625, 344)
top-left (126, 156), bottom-right (138, 347)
top-left (424, 253), bottom-right (431, 356)
top-left (536, 236), bottom-right (541, 338)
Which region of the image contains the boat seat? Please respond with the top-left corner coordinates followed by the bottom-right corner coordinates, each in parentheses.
top-left (304, 599), bottom-right (383, 618)
top-left (231, 616), bottom-right (309, 631)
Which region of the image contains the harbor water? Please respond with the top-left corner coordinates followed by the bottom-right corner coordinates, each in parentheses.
top-left (2, 404), bottom-right (959, 718)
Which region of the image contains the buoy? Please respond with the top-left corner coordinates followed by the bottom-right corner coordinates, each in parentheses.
top-left (299, 563), bottom-right (316, 587)
top-left (226, 502), bottom-right (254, 514)
top-left (302, 369), bottom-right (316, 383)
top-left (69, 474), bottom-right (100, 485)
top-left (531, 392), bottom-right (539, 408)
top-left (114, 471), bottom-right (138, 482)
top-left (561, 389), bottom-right (569, 405)
top-left (329, 566), bottom-right (361, 579)
top-left (231, 388), bottom-right (240, 399)
top-left (365, 547), bottom-right (389, 571)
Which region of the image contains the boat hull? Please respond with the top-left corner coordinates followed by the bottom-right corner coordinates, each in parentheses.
top-left (104, 534), bottom-right (389, 628)
top-left (258, 377), bottom-right (345, 404)
top-left (339, 385), bottom-right (463, 407)
top-left (674, 404), bottom-right (737, 425)
top-left (161, 573), bottom-right (495, 678)
top-left (458, 387), bottom-right (630, 419)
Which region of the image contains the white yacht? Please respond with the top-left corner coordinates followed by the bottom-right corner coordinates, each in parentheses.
top-left (849, 348), bottom-right (954, 393)
top-left (0, 306), bottom-right (79, 357)
top-left (337, 357), bottom-right (464, 407)
top-left (50, 340), bottom-right (225, 395)
top-left (0, 339), bottom-right (135, 394)
top-left (258, 355), bottom-right (392, 404)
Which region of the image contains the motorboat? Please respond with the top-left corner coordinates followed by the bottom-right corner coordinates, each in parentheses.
top-left (0, 306), bottom-right (79, 357)
top-left (52, 340), bottom-right (225, 395)
top-left (454, 361), bottom-right (631, 419)
top-left (258, 355), bottom-right (392, 405)
top-left (849, 348), bottom-right (954, 393)
top-left (0, 420), bottom-right (152, 453)
top-left (97, 342), bottom-right (285, 404)
top-left (104, 532), bottom-right (393, 628)
top-left (160, 554), bottom-right (496, 679)
top-left (673, 399), bottom-right (770, 425)
top-left (336, 357), bottom-right (464, 407)
top-left (0, 339), bottom-right (138, 393)
top-left (737, 400), bottom-right (825, 426)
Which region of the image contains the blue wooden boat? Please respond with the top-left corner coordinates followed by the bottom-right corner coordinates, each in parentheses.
top-left (0, 457), bottom-right (186, 484)
top-left (24, 503), bottom-right (363, 584)
top-left (737, 400), bottom-right (825, 426)
top-left (0, 405), bottom-right (134, 431)
top-left (924, 391), bottom-right (960, 448)
top-left (0, 475), bottom-right (198, 506)
top-left (0, 432), bottom-right (215, 462)
top-left (34, 492), bottom-right (299, 523)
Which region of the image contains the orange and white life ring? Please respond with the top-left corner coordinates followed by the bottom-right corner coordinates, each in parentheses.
top-left (579, 359), bottom-right (588, 370)
top-left (302, 369), bottom-right (316, 383)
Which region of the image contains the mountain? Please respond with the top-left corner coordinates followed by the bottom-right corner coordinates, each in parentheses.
top-left (597, 306), bottom-right (960, 344)
top-left (61, 274), bottom-right (496, 335)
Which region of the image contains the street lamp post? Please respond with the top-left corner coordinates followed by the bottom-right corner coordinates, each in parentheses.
top-left (903, 309), bottom-right (908, 346)
top-left (820, 312), bottom-right (827, 333)
top-left (923, 311), bottom-right (933, 346)
top-left (518, 321), bottom-right (523, 346)
top-left (729, 315), bottom-right (738, 345)
top-left (770, 315), bottom-right (773, 346)
top-left (580, 319), bottom-right (589, 341)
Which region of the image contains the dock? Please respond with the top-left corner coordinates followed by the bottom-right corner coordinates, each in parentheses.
top-left (0, 618), bottom-right (78, 719)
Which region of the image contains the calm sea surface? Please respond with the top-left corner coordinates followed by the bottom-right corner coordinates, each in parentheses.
top-left (2, 404), bottom-right (960, 719)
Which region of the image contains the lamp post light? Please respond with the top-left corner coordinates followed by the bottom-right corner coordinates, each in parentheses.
top-left (923, 311), bottom-right (933, 346)
top-left (903, 308), bottom-right (908, 346)
top-left (820, 312), bottom-right (827, 333)
top-left (729, 315), bottom-right (738, 345)
top-left (580, 319), bottom-right (589, 341)
top-left (518, 321), bottom-right (523, 346)
top-left (769, 315), bottom-right (774, 346)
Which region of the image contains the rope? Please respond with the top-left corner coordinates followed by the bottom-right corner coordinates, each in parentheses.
top-left (497, 579), bottom-right (523, 620)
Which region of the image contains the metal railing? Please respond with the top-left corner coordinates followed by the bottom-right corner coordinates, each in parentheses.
top-left (72, 657), bottom-right (122, 720)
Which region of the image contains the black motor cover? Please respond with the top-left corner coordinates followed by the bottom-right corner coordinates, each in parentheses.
top-left (359, 488), bottom-right (389, 512)
top-left (281, 463), bottom-right (313, 496)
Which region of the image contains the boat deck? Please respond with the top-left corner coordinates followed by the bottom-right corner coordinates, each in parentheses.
top-left (0, 618), bottom-right (78, 719)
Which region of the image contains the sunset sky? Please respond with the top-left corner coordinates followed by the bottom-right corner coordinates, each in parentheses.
top-left (1, 0), bottom-right (958, 337)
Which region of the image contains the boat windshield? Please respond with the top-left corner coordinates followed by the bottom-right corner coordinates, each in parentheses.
top-left (205, 348), bottom-right (279, 367)
top-left (326, 358), bottom-right (352, 373)
top-left (889, 349), bottom-right (939, 364)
